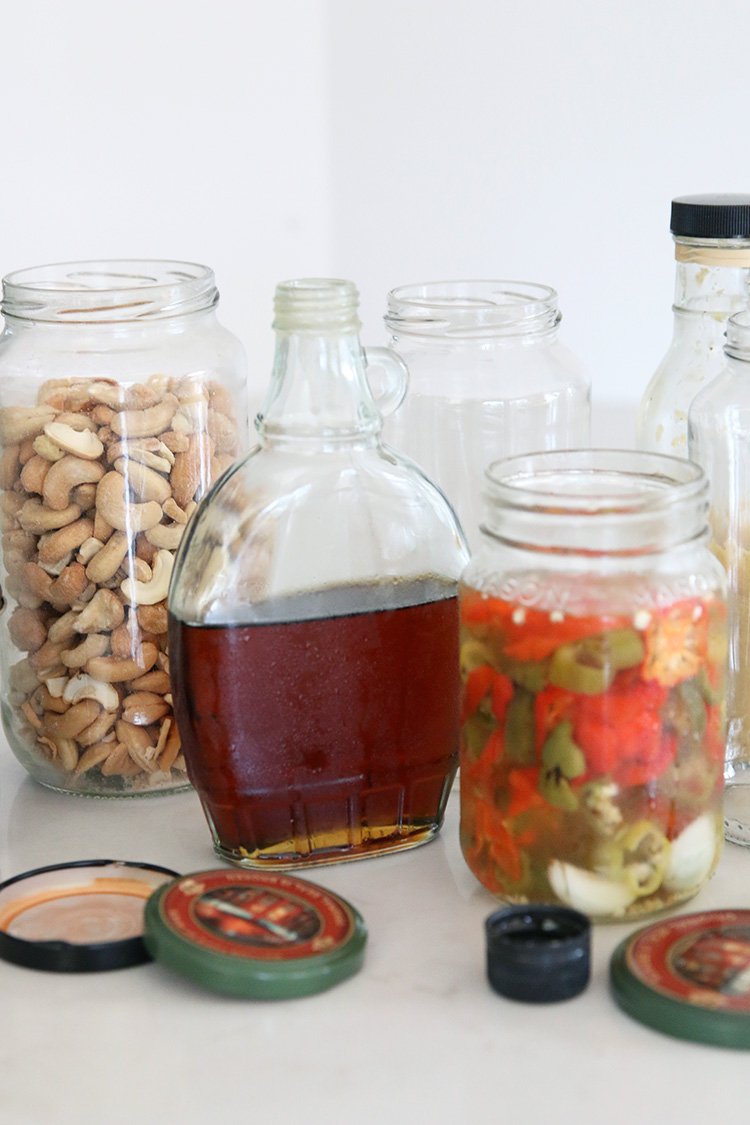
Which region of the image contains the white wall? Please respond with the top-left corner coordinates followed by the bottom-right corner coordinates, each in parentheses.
top-left (1, 0), bottom-right (749, 424)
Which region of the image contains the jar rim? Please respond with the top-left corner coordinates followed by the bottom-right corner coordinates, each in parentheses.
top-left (1, 259), bottom-right (218, 323)
top-left (385, 280), bottom-right (560, 339)
top-left (484, 449), bottom-right (707, 516)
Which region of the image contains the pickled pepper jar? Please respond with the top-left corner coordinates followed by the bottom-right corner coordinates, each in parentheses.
top-left (168, 278), bottom-right (469, 868)
top-left (638, 194), bottom-right (750, 456)
top-left (384, 280), bottom-right (591, 551)
top-left (459, 451), bottom-right (727, 922)
top-left (0, 261), bottom-right (248, 796)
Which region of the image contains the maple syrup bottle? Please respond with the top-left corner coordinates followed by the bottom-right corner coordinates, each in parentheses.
top-left (169, 278), bottom-right (469, 868)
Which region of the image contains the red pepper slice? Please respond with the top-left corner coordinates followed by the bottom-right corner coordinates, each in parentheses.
top-left (571, 675), bottom-right (675, 787)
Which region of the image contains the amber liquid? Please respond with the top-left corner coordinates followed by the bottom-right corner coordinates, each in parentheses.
top-left (169, 579), bottom-right (460, 867)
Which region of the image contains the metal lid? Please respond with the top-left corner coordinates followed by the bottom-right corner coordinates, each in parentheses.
top-left (144, 868), bottom-right (367, 999)
top-left (671, 194), bottom-right (750, 239)
top-left (485, 905), bottom-right (590, 1003)
top-left (0, 860), bottom-right (179, 972)
top-left (610, 909), bottom-right (750, 1048)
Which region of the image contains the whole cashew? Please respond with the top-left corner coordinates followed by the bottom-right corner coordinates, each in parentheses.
top-left (85, 641), bottom-right (159, 683)
top-left (95, 472), bottom-right (162, 532)
top-left (110, 394), bottom-right (179, 439)
top-left (42, 456), bottom-right (105, 512)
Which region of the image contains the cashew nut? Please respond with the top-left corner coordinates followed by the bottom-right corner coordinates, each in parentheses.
top-left (44, 422), bottom-right (104, 461)
top-left (44, 697), bottom-right (101, 739)
top-left (120, 549), bottom-right (173, 606)
top-left (32, 434), bottom-right (66, 462)
top-left (8, 607), bottom-right (48, 653)
top-left (76, 709), bottom-right (118, 748)
top-left (18, 499), bottom-right (82, 534)
top-left (121, 691), bottom-right (170, 726)
top-left (61, 633), bottom-right (109, 669)
top-left (42, 456), bottom-right (105, 512)
top-left (114, 457), bottom-right (171, 503)
top-left (0, 405), bottom-right (56, 444)
top-left (85, 641), bottom-right (158, 682)
top-left (145, 523), bottom-right (184, 550)
top-left (85, 531), bottom-right (131, 584)
top-left (95, 472), bottom-right (162, 532)
top-left (19, 455), bottom-right (51, 496)
top-left (110, 394), bottom-right (179, 439)
top-left (38, 518), bottom-right (95, 566)
top-left (73, 588), bottom-right (125, 634)
top-left (63, 673), bottom-right (119, 711)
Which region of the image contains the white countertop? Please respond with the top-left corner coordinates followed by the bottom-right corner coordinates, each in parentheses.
top-left (2, 745), bottom-right (750, 1125)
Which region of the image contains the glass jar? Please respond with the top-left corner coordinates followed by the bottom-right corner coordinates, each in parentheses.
top-left (0, 260), bottom-right (248, 797)
top-left (383, 280), bottom-right (591, 550)
top-left (637, 194), bottom-right (750, 456)
top-left (168, 277), bottom-right (469, 868)
top-left (689, 310), bottom-right (750, 844)
top-left (459, 450), bottom-right (727, 922)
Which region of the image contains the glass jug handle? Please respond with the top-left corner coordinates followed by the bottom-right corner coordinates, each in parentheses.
top-left (363, 346), bottom-right (408, 417)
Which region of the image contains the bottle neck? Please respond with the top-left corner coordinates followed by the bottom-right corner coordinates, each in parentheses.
top-left (258, 330), bottom-right (381, 445)
top-left (672, 238), bottom-right (750, 315)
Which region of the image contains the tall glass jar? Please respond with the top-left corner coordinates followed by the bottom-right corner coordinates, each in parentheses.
top-left (0, 260), bottom-right (248, 796)
top-left (384, 281), bottom-right (591, 550)
top-left (169, 278), bottom-right (469, 868)
top-left (689, 310), bottom-right (750, 844)
top-left (637, 194), bottom-right (750, 456)
top-left (459, 451), bottom-right (727, 922)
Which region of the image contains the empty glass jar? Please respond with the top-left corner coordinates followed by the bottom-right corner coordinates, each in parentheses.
top-left (384, 280), bottom-right (591, 549)
top-left (0, 260), bottom-right (248, 796)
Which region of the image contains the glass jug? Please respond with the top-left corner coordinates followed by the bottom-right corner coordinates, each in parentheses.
top-left (384, 280), bottom-right (591, 550)
top-left (169, 278), bottom-right (469, 868)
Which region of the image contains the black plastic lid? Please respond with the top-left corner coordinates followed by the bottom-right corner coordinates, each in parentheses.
top-left (0, 859), bottom-right (179, 973)
top-left (485, 904), bottom-right (590, 1003)
top-left (671, 194), bottom-right (750, 239)
top-left (611, 909), bottom-right (750, 1048)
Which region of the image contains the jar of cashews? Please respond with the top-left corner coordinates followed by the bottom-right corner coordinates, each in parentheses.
top-left (0, 261), bottom-right (248, 796)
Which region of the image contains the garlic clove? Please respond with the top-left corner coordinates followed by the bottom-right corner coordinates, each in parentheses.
top-left (662, 813), bottom-right (719, 893)
top-left (548, 859), bottom-right (636, 917)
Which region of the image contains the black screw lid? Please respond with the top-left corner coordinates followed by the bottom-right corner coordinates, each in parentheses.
top-left (485, 905), bottom-right (590, 1003)
top-left (671, 194), bottom-right (750, 239)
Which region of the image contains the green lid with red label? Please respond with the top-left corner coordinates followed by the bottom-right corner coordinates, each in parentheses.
top-left (610, 909), bottom-right (750, 1049)
top-left (143, 868), bottom-right (367, 999)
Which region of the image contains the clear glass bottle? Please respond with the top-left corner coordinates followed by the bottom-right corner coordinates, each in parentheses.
top-left (168, 278), bottom-right (469, 868)
top-left (637, 194), bottom-right (750, 456)
top-left (689, 310), bottom-right (750, 844)
top-left (459, 450), bottom-right (727, 922)
top-left (383, 280), bottom-right (591, 550)
top-left (0, 260), bottom-right (248, 796)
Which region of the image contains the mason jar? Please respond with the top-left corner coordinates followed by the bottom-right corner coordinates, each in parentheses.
top-left (384, 280), bottom-right (591, 550)
top-left (459, 450), bottom-right (727, 922)
top-left (0, 260), bottom-right (248, 796)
